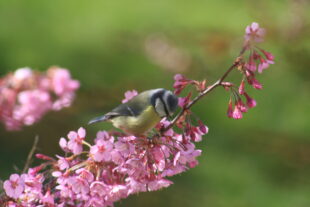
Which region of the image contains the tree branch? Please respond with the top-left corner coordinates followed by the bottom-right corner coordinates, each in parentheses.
top-left (163, 54), bottom-right (244, 132)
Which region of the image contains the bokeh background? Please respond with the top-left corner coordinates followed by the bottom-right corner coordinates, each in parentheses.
top-left (1, 0), bottom-right (310, 206)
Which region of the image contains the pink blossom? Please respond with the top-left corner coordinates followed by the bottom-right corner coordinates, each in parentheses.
top-left (244, 93), bottom-right (257, 108)
top-left (178, 92), bottom-right (191, 108)
top-left (232, 106), bottom-right (243, 119)
top-left (67, 127), bottom-right (86, 154)
top-left (56, 155), bottom-right (70, 170)
top-left (90, 138), bottom-right (113, 162)
top-left (76, 168), bottom-right (94, 183)
top-left (3, 174), bottom-right (25, 199)
top-left (0, 67), bottom-right (79, 131)
top-left (251, 78), bottom-right (263, 90)
top-left (243, 23), bottom-right (274, 77)
top-left (261, 49), bottom-right (275, 63)
top-left (108, 184), bottom-right (128, 202)
top-left (238, 79), bottom-right (245, 95)
top-left (125, 178), bottom-right (147, 195)
top-left (236, 99), bottom-right (248, 113)
top-left (173, 143), bottom-right (201, 166)
top-left (227, 99), bottom-right (233, 118)
top-left (14, 90), bottom-right (52, 126)
top-left (147, 179), bottom-right (173, 191)
top-left (185, 123), bottom-right (207, 142)
top-left (198, 120), bottom-right (209, 134)
top-left (59, 137), bottom-right (69, 152)
top-left (246, 71), bottom-right (263, 90)
top-left (244, 22), bottom-right (266, 43)
top-left (122, 90), bottom-right (138, 103)
top-left (245, 54), bottom-right (256, 72)
top-left (41, 190), bottom-right (55, 205)
top-left (114, 138), bottom-right (135, 158)
top-left (13, 67), bottom-right (33, 81)
top-left (90, 181), bottom-right (108, 197)
top-left (49, 67), bottom-right (80, 96)
top-left (22, 168), bottom-right (44, 197)
top-left (36, 153), bottom-right (54, 161)
top-left (68, 176), bottom-right (90, 195)
top-left (258, 61), bottom-right (270, 73)
top-left (173, 74), bottom-right (190, 95)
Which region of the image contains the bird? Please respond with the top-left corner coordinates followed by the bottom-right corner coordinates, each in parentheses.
top-left (88, 88), bottom-right (179, 136)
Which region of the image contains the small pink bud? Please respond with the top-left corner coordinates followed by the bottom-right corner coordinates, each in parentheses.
top-left (198, 120), bottom-right (208, 134)
top-left (173, 74), bottom-right (192, 95)
top-left (245, 69), bottom-right (253, 78)
top-left (258, 57), bottom-right (269, 73)
top-left (174, 74), bottom-right (186, 81)
top-left (245, 55), bottom-right (256, 72)
top-left (178, 93), bottom-right (191, 108)
top-left (238, 80), bottom-right (245, 95)
top-left (221, 82), bottom-right (234, 87)
top-left (227, 99), bottom-right (233, 118)
top-left (261, 49), bottom-right (274, 62)
top-left (222, 82), bottom-right (234, 91)
top-left (28, 166), bottom-right (43, 174)
top-left (122, 90), bottom-right (138, 103)
top-left (253, 51), bottom-right (261, 60)
top-left (236, 99), bottom-right (248, 113)
top-left (252, 78), bottom-right (262, 90)
top-left (232, 106), bottom-right (243, 119)
top-left (244, 93), bottom-right (257, 108)
top-left (36, 153), bottom-right (54, 161)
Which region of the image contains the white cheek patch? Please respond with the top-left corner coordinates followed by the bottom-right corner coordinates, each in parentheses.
top-left (163, 91), bottom-right (173, 115)
top-left (155, 98), bottom-right (166, 117)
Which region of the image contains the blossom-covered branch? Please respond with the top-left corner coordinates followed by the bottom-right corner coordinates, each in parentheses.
top-left (0, 22), bottom-right (274, 207)
top-left (0, 67), bottom-right (80, 131)
top-left (169, 22), bottom-right (274, 130)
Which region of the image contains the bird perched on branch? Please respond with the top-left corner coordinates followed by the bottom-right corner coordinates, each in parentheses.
top-left (88, 88), bottom-right (179, 136)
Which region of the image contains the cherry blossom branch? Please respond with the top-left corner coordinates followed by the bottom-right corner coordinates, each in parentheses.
top-left (166, 22), bottom-right (274, 128)
top-left (163, 56), bottom-right (243, 132)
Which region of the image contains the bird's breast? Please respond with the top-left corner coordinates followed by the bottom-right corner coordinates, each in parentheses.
top-left (111, 106), bottom-right (161, 135)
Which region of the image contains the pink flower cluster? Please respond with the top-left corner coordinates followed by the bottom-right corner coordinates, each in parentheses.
top-left (226, 22), bottom-right (274, 119)
top-left (174, 74), bottom-right (206, 95)
top-left (2, 119), bottom-right (207, 206)
top-left (244, 22), bottom-right (274, 75)
top-left (0, 67), bottom-right (79, 130)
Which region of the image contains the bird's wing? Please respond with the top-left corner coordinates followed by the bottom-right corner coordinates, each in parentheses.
top-left (110, 92), bottom-right (150, 117)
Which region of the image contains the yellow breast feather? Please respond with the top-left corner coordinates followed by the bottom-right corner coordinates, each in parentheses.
top-left (111, 106), bottom-right (161, 135)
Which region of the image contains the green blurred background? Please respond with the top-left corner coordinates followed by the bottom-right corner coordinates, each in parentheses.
top-left (1, 0), bottom-right (310, 206)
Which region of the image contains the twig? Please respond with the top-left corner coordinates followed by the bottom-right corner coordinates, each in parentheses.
top-left (163, 52), bottom-right (245, 133)
top-left (22, 136), bottom-right (39, 173)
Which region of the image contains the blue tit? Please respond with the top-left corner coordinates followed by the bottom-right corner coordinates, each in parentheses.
top-left (88, 88), bottom-right (179, 136)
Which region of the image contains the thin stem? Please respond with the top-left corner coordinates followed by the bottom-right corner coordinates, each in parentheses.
top-left (163, 53), bottom-right (245, 133)
top-left (23, 136), bottom-right (39, 173)
top-left (82, 140), bottom-right (92, 148)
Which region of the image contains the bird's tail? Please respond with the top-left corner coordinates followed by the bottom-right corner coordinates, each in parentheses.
top-left (88, 115), bottom-right (109, 125)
